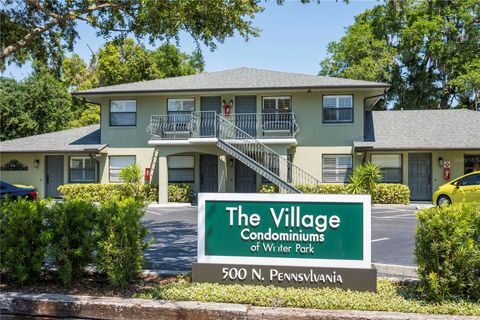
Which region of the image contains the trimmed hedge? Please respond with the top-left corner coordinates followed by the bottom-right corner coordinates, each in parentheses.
top-left (371, 183), bottom-right (410, 205)
top-left (136, 278), bottom-right (480, 316)
top-left (168, 183), bottom-right (195, 203)
top-left (415, 204), bottom-right (480, 301)
top-left (258, 183), bottom-right (410, 204)
top-left (0, 198), bottom-right (149, 287)
top-left (58, 183), bottom-right (158, 203)
top-left (0, 199), bottom-right (49, 284)
top-left (59, 183), bottom-right (195, 203)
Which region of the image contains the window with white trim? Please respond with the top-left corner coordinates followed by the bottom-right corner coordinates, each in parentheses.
top-left (262, 97), bottom-right (291, 113)
top-left (323, 95), bottom-right (353, 123)
top-left (110, 100), bottom-right (136, 126)
top-left (262, 97), bottom-right (292, 131)
top-left (322, 155), bottom-right (352, 183)
top-left (168, 155), bottom-right (194, 183)
top-left (70, 157), bottom-right (96, 183)
top-left (371, 154), bottom-right (402, 183)
top-left (109, 156), bottom-right (135, 182)
top-left (167, 98), bottom-right (195, 131)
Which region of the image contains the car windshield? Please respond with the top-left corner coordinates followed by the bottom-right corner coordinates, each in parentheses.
top-left (460, 173), bottom-right (480, 186)
top-left (0, 181), bottom-right (14, 189)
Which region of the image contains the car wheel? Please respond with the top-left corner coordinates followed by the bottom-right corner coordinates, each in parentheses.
top-left (437, 195), bottom-right (451, 206)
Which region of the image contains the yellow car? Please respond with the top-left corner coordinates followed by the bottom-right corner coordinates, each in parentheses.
top-left (433, 171), bottom-right (480, 206)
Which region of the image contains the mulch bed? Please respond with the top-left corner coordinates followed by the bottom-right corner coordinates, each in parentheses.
top-left (0, 271), bottom-right (181, 298)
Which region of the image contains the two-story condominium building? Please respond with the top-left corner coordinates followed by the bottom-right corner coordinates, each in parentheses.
top-left (1, 68), bottom-right (479, 202)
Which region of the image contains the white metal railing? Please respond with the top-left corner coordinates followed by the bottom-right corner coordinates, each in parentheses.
top-left (147, 112), bottom-right (299, 140)
top-left (216, 114), bottom-right (321, 192)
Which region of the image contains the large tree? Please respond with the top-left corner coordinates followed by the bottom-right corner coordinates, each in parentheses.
top-left (0, 69), bottom-right (73, 141)
top-left (319, 0), bottom-right (480, 110)
top-left (1, 0), bottom-right (262, 69)
top-left (62, 39), bottom-right (205, 127)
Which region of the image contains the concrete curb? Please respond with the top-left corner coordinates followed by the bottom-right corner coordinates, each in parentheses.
top-left (373, 263), bottom-right (418, 278)
top-left (147, 203), bottom-right (195, 208)
top-left (0, 292), bottom-right (477, 320)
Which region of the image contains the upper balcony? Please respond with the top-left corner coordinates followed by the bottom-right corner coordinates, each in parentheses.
top-left (147, 111), bottom-right (299, 145)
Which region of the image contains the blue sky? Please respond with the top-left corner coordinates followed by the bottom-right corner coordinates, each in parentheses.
top-left (2, 1), bottom-right (377, 80)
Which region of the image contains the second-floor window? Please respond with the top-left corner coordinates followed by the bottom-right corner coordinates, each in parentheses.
top-left (167, 98), bottom-right (195, 131)
top-left (323, 95), bottom-right (353, 123)
top-left (262, 97), bottom-right (292, 131)
top-left (262, 96), bottom-right (291, 113)
top-left (110, 100), bottom-right (136, 126)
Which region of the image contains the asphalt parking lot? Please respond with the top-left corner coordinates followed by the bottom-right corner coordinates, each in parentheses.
top-left (142, 205), bottom-right (418, 271)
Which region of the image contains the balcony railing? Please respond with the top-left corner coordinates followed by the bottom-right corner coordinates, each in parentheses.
top-left (147, 112), bottom-right (299, 140)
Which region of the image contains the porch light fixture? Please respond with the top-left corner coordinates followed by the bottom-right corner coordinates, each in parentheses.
top-left (229, 158), bottom-right (234, 168)
top-left (34, 159), bottom-right (40, 168)
top-left (438, 157), bottom-right (444, 167)
top-left (222, 99), bottom-right (234, 106)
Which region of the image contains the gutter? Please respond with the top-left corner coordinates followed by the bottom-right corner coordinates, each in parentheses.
top-left (72, 84), bottom-right (391, 96)
top-left (361, 89), bottom-right (388, 156)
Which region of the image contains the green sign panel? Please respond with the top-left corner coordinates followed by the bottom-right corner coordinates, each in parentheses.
top-left (205, 200), bottom-right (363, 260)
top-left (198, 193), bottom-right (371, 269)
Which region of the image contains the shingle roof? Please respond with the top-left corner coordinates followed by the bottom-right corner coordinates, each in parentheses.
top-left (355, 109), bottom-right (480, 150)
top-left (0, 125), bottom-right (106, 153)
top-left (74, 67), bottom-right (389, 95)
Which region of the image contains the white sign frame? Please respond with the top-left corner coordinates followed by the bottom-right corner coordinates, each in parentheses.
top-left (198, 193), bottom-right (371, 269)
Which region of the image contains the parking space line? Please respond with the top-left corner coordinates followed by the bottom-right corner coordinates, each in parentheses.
top-left (373, 213), bottom-right (416, 219)
top-left (372, 237), bottom-right (390, 243)
top-left (145, 210), bottom-right (163, 216)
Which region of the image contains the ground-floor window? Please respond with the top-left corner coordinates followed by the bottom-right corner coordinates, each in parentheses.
top-left (322, 154), bottom-right (352, 183)
top-left (69, 157), bottom-right (96, 183)
top-left (464, 154), bottom-right (480, 174)
top-left (109, 156), bottom-right (136, 182)
top-left (371, 154), bottom-right (402, 183)
top-left (168, 155), bottom-right (195, 183)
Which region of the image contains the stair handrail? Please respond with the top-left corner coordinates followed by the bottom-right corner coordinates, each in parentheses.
top-left (216, 114), bottom-right (322, 189)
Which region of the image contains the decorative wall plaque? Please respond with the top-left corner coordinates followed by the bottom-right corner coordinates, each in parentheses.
top-left (0, 159), bottom-right (28, 171)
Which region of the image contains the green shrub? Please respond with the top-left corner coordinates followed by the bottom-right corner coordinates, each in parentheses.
top-left (136, 278), bottom-right (480, 316)
top-left (47, 199), bottom-right (97, 285)
top-left (259, 183), bottom-right (409, 204)
top-left (372, 184), bottom-right (410, 205)
top-left (0, 199), bottom-right (49, 284)
top-left (58, 183), bottom-right (158, 203)
top-left (96, 198), bottom-right (150, 288)
top-left (347, 162), bottom-right (382, 194)
top-left (168, 183), bottom-right (195, 203)
top-left (415, 203), bottom-right (480, 301)
top-left (119, 163), bottom-right (143, 184)
top-left (120, 163), bottom-right (144, 200)
top-left (258, 184), bottom-right (279, 193)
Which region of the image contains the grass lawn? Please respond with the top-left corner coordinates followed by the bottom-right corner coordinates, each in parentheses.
top-left (135, 277), bottom-right (480, 316)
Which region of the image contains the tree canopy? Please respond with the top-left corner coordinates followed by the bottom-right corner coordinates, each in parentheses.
top-left (1, 39), bottom-right (205, 141)
top-left (1, 0), bottom-right (262, 69)
top-left (319, 0), bottom-right (480, 110)
top-left (0, 69), bottom-right (73, 141)
top-left (94, 39), bottom-right (204, 87)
